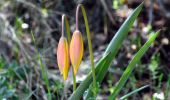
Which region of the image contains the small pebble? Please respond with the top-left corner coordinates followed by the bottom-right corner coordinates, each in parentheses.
top-left (131, 44), bottom-right (137, 50)
top-left (22, 23), bottom-right (29, 29)
top-left (161, 38), bottom-right (169, 45)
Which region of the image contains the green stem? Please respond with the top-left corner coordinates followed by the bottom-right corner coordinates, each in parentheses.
top-left (31, 32), bottom-right (51, 100)
top-left (38, 54), bottom-right (51, 100)
top-left (63, 15), bottom-right (77, 91)
top-left (76, 4), bottom-right (97, 97)
top-left (72, 69), bottom-right (77, 91)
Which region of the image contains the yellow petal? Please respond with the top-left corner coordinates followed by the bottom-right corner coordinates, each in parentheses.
top-left (57, 37), bottom-right (70, 80)
top-left (70, 30), bottom-right (84, 75)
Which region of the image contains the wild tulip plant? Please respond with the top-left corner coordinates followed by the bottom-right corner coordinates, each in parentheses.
top-left (56, 2), bottom-right (160, 100)
top-left (57, 4), bottom-right (97, 94)
top-left (57, 15), bottom-right (70, 81)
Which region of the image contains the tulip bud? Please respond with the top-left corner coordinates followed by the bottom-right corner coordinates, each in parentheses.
top-left (70, 30), bottom-right (84, 75)
top-left (57, 37), bottom-right (69, 80)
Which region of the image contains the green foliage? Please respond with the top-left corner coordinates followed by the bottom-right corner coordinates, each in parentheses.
top-left (0, 57), bottom-right (30, 99)
top-left (0, 76), bottom-right (15, 99)
top-left (15, 17), bottom-right (24, 36)
top-left (0, 58), bottom-right (15, 99)
top-left (120, 85), bottom-right (149, 100)
top-left (31, 32), bottom-right (52, 100)
top-left (149, 53), bottom-right (160, 79)
top-left (109, 31), bottom-right (159, 100)
top-left (165, 75), bottom-right (170, 100)
top-left (113, 0), bottom-right (126, 9)
top-left (69, 2), bottom-right (144, 100)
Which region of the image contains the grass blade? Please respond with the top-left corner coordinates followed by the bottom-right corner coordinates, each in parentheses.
top-left (120, 85), bottom-right (149, 100)
top-left (109, 31), bottom-right (160, 100)
top-left (31, 32), bottom-right (51, 100)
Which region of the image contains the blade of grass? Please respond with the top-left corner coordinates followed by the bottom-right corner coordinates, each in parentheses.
top-left (109, 31), bottom-right (160, 100)
top-left (69, 2), bottom-right (143, 100)
top-left (165, 75), bottom-right (170, 100)
top-left (31, 32), bottom-right (51, 100)
top-left (120, 85), bottom-right (149, 100)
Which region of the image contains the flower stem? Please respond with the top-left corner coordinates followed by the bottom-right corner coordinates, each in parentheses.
top-left (62, 14), bottom-right (65, 37)
top-left (76, 5), bottom-right (80, 30)
top-left (72, 69), bottom-right (76, 91)
top-left (31, 32), bottom-right (52, 100)
top-left (62, 15), bottom-right (77, 91)
top-left (76, 4), bottom-right (97, 97)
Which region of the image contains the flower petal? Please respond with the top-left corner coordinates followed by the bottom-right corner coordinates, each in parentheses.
top-left (57, 37), bottom-right (70, 80)
top-left (70, 30), bottom-right (84, 75)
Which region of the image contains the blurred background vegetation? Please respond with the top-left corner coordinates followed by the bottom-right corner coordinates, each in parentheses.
top-left (0, 0), bottom-right (170, 100)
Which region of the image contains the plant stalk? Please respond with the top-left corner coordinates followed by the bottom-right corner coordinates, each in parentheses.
top-left (72, 69), bottom-right (77, 91)
top-left (76, 4), bottom-right (97, 97)
top-left (62, 14), bottom-right (65, 37)
top-left (63, 15), bottom-right (77, 91)
top-left (31, 32), bottom-right (51, 100)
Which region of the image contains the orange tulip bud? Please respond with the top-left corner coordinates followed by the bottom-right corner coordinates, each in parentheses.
top-left (57, 37), bottom-right (70, 80)
top-left (70, 30), bottom-right (84, 75)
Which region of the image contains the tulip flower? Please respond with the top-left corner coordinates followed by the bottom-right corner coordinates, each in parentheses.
top-left (57, 36), bottom-right (70, 80)
top-left (70, 30), bottom-right (84, 75)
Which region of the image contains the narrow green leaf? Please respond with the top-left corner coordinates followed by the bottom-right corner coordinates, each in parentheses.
top-left (120, 85), bottom-right (149, 100)
top-left (69, 2), bottom-right (143, 100)
top-left (104, 2), bottom-right (143, 56)
top-left (109, 31), bottom-right (160, 100)
top-left (31, 32), bottom-right (51, 100)
top-left (84, 2), bottom-right (144, 99)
